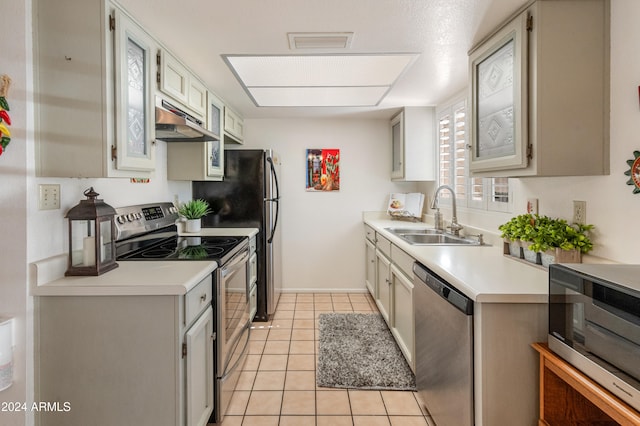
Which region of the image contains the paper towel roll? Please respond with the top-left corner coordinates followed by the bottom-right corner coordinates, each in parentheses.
top-left (0, 317), bottom-right (13, 391)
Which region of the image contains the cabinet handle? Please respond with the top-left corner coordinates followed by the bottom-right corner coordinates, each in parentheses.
top-left (200, 294), bottom-right (207, 302)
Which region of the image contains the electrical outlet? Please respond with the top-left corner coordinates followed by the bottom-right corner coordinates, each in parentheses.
top-left (526, 198), bottom-right (538, 214)
top-left (39, 184), bottom-right (60, 210)
top-left (573, 200), bottom-right (586, 225)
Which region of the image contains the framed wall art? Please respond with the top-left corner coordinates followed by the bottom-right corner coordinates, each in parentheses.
top-left (306, 149), bottom-right (340, 191)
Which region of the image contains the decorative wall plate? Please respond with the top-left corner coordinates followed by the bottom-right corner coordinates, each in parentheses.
top-left (624, 150), bottom-right (640, 194)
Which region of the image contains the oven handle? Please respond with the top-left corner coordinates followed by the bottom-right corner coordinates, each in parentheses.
top-left (221, 249), bottom-right (249, 278)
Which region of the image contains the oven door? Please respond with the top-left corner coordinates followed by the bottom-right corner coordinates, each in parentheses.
top-left (216, 245), bottom-right (250, 374)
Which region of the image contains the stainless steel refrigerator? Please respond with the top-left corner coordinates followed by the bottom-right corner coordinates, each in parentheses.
top-left (192, 149), bottom-right (282, 321)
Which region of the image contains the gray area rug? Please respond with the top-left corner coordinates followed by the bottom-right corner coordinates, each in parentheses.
top-left (317, 313), bottom-right (416, 390)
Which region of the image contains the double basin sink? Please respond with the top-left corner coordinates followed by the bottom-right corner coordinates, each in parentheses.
top-left (385, 227), bottom-right (484, 246)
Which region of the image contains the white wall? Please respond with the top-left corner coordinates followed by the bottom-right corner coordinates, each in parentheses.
top-left (244, 119), bottom-right (418, 292)
top-left (27, 144), bottom-right (191, 263)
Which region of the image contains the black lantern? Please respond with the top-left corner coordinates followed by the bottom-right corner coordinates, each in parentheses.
top-left (65, 187), bottom-right (118, 276)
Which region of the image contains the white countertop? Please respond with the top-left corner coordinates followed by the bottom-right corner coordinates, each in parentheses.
top-left (31, 227), bottom-right (259, 297)
top-left (31, 259), bottom-right (216, 296)
top-left (364, 218), bottom-right (549, 303)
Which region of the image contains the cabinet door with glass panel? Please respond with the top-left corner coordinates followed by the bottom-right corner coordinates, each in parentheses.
top-left (468, 0), bottom-right (609, 177)
top-left (206, 91), bottom-right (224, 180)
top-left (468, 12), bottom-right (528, 174)
top-left (112, 7), bottom-right (156, 172)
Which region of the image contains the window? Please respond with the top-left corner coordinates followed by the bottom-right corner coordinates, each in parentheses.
top-left (437, 95), bottom-right (511, 212)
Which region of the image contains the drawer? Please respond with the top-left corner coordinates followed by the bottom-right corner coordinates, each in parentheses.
top-left (364, 224), bottom-right (376, 242)
top-left (185, 275), bottom-right (213, 327)
top-left (249, 251), bottom-right (258, 285)
top-left (376, 234), bottom-right (392, 259)
top-left (391, 245), bottom-right (415, 279)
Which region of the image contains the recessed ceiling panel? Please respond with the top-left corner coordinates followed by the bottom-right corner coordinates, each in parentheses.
top-left (223, 53), bottom-right (419, 107)
top-left (248, 86), bottom-right (390, 107)
top-left (225, 54), bottom-right (418, 87)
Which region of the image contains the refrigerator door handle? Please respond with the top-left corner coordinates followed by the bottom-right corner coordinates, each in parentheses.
top-left (266, 155), bottom-right (280, 244)
top-left (267, 198), bottom-right (279, 244)
top-left (267, 156), bottom-right (280, 201)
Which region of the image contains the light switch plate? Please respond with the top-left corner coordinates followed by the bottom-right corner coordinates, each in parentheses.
top-left (39, 184), bottom-right (60, 210)
top-left (526, 198), bottom-right (538, 214)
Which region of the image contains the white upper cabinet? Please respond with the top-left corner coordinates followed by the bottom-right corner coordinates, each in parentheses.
top-left (158, 49), bottom-right (207, 120)
top-left (390, 107), bottom-right (436, 181)
top-left (224, 106), bottom-right (244, 144)
top-left (34, 0), bottom-right (156, 177)
top-left (469, 0), bottom-right (610, 177)
top-left (167, 91), bottom-right (224, 181)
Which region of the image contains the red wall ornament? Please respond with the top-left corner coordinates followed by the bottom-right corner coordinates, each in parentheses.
top-left (0, 75), bottom-right (12, 157)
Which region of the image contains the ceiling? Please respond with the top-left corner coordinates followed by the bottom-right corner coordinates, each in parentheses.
top-left (118, 0), bottom-right (530, 120)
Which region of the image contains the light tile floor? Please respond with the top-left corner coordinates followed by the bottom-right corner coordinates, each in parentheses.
top-left (211, 293), bottom-right (436, 426)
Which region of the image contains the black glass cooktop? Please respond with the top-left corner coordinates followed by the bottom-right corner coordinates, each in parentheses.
top-left (117, 233), bottom-right (247, 262)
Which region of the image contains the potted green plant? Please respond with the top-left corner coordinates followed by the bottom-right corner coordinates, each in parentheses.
top-left (499, 214), bottom-right (594, 267)
top-left (178, 199), bottom-right (212, 233)
top-left (498, 213), bottom-right (536, 258)
top-left (529, 219), bottom-right (594, 267)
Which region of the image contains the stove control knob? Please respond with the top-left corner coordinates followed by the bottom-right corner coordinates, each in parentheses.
top-left (117, 215), bottom-right (126, 224)
top-left (135, 213), bottom-right (142, 220)
top-left (126, 213), bottom-right (135, 222)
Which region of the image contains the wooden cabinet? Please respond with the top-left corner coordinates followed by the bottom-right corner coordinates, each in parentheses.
top-left (469, 0), bottom-right (610, 177)
top-left (532, 343), bottom-right (640, 426)
top-left (390, 107), bottom-right (436, 181)
top-left (34, 0), bottom-right (156, 177)
top-left (158, 49), bottom-right (208, 120)
top-left (224, 106), bottom-right (244, 144)
top-left (167, 91), bottom-right (224, 181)
top-left (37, 276), bottom-right (215, 426)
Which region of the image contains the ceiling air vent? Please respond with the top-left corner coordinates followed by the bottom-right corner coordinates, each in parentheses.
top-left (288, 32), bottom-right (353, 50)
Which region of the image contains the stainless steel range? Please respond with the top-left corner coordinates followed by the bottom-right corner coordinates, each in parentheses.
top-left (114, 202), bottom-right (251, 424)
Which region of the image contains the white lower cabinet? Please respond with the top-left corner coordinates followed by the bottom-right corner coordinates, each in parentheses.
top-left (376, 249), bottom-right (392, 324)
top-left (365, 224), bottom-right (416, 370)
top-left (391, 264), bottom-right (414, 370)
top-left (365, 238), bottom-right (376, 297)
top-left (185, 306), bottom-right (214, 426)
top-left (36, 276), bottom-right (214, 426)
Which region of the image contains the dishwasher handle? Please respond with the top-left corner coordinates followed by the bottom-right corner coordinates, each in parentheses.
top-left (413, 262), bottom-right (473, 315)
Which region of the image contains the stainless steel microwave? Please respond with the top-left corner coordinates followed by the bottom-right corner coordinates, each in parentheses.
top-left (548, 263), bottom-right (640, 412)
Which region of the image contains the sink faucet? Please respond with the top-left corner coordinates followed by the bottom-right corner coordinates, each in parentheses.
top-left (431, 185), bottom-right (464, 236)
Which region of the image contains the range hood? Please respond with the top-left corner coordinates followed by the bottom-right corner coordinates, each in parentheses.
top-left (155, 97), bottom-right (219, 142)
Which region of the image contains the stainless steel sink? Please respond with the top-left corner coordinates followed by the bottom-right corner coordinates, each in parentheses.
top-left (385, 228), bottom-right (441, 235)
top-left (385, 227), bottom-right (483, 246)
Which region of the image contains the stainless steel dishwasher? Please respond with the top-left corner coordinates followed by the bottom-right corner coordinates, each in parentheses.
top-left (413, 262), bottom-right (474, 426)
